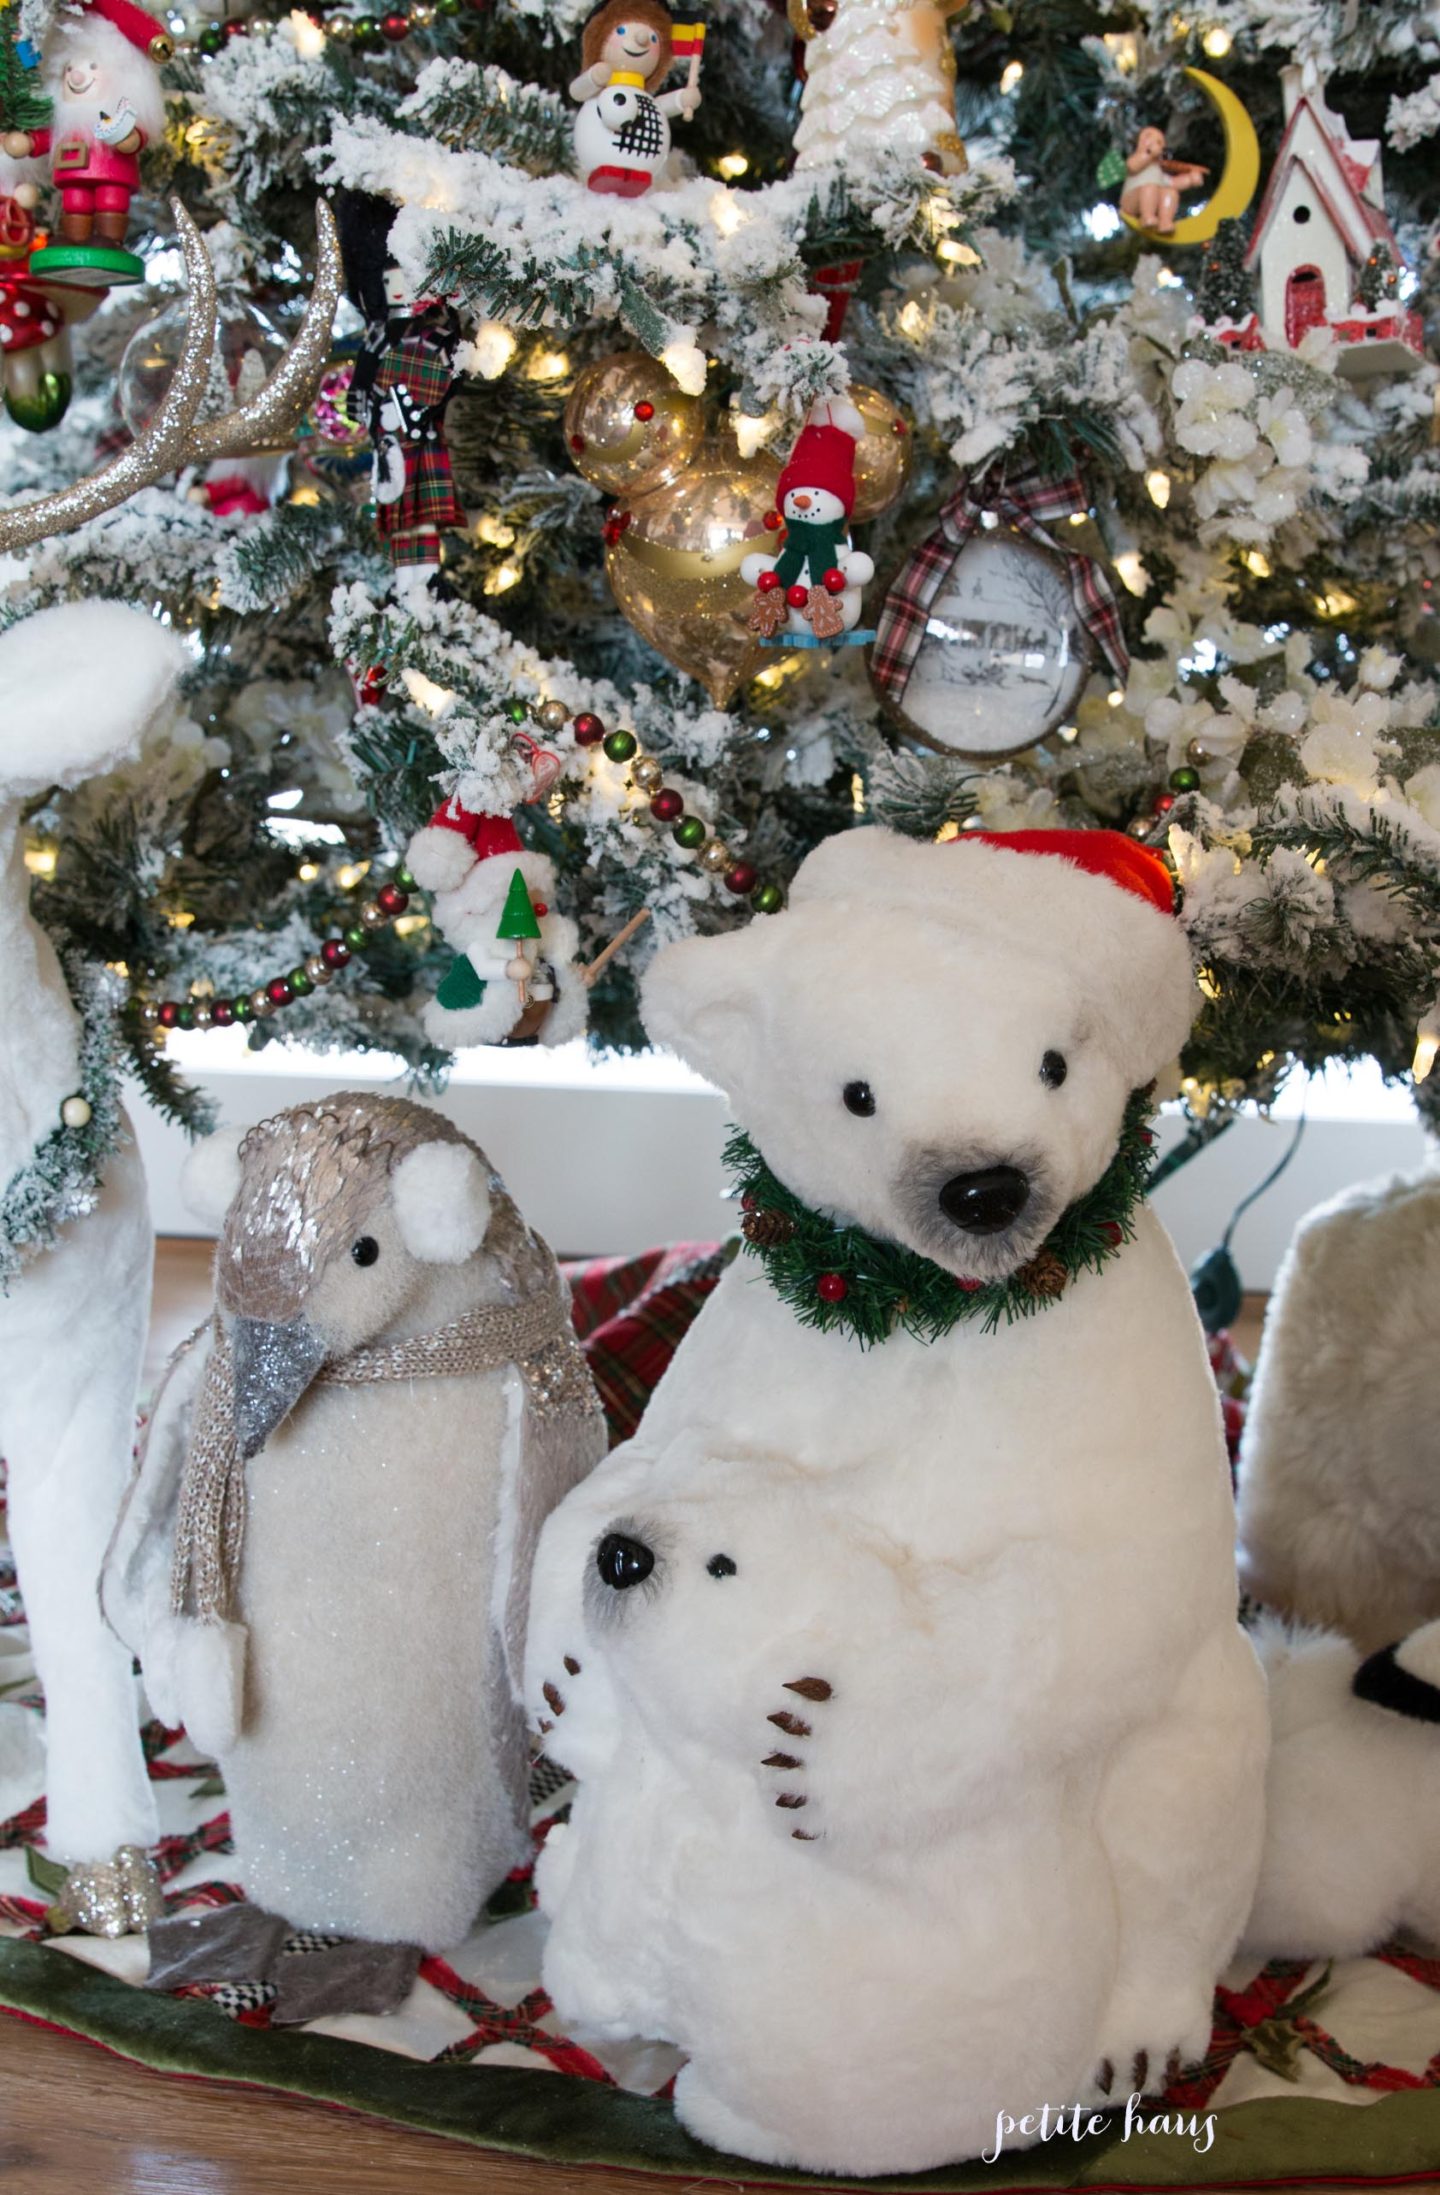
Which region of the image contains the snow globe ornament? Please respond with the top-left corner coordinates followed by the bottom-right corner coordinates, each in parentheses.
top-left (742, 398), bottom-right (875, 647)
top-left (569, 1), bottom-right (705, 199)
top-left (870, 527), bottom-right (1090, 757)
top-left (119, 288), bottom-right (287, 438)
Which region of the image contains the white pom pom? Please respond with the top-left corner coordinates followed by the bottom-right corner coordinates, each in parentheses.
top-left (392, 1141), bottom-right (492, 1263)
top-left (406, 825), bottom-right (476, 893)
top-left (180, 1125), bottom-right (247, 1230)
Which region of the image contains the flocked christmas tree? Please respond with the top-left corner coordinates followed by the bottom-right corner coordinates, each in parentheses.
top-left (4, 0), bottom-right (1440, 1255)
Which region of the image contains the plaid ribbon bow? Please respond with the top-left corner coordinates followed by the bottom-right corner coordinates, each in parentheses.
top-left (870, 463), bottom-right (1130, 714)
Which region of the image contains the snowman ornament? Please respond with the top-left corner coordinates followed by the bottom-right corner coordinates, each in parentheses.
top-left (743, 400), bottom-right (876, 643)
top-left (569, 2), bottom-right (704, 199)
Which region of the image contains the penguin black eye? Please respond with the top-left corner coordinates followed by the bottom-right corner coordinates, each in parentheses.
top-left (843, 1081), bottom-right (876, 1117)
top-left (351, 1236), bottom-right (380, 1266)
top-left (1040, 1051), bottom-right (1068, 1089)
top-left (707, 1553), bottom-right (737, 1578)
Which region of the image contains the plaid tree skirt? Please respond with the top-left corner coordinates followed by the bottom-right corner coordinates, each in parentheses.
top-left (2, 1252), bottom-right (1439, 2186)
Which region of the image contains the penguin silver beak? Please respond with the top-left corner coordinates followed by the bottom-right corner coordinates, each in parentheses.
top-left (230, 1316), bottom-right (327, 1459)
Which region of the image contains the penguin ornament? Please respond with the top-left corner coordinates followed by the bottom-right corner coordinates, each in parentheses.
top-left (742, 399), bottom-right (877, 645)
top-left (569, 1), bottom-right (705, 199)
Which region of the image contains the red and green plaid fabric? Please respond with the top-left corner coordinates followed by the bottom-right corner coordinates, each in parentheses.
top-left (870, 461), bottom-right (1130, 711)
top-left (376, 332), bottom-right (456, 414)
top-left (562, 1241), bottom-right (729, 1444)
top-left (378, 444), bottom-right (464, 545)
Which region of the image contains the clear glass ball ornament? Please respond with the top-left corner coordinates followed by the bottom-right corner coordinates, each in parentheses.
top-left (118, 289), bottom-right (287, 440)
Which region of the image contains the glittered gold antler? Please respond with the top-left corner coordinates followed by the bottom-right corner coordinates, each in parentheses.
top-left (0, 198), bottom-right (341, 555)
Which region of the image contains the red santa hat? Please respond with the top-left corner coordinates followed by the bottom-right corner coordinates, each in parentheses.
top-left (72, 0), bottom-right (175, 61)
top-left (776, 422), bottom-right (856, 518)
top-left (959, 828), bottom-right (1176, 917)
top-left (406, 797), bottom-right (524, 893)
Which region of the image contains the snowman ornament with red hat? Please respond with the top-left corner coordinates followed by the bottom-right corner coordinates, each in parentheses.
top-left (406, 796), bottom-right (588, 1050)
top-left (1, 0), bottom-right (171, 290)
top-left (741, 397), bottom-right (876, 645)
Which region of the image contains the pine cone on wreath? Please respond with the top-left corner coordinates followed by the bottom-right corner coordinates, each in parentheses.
top-left (1017, 1248), bottom-right (1068, 1301)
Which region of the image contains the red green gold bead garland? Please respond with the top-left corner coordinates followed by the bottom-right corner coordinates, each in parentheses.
top-left (129, 864), bottom-right (419, 1041)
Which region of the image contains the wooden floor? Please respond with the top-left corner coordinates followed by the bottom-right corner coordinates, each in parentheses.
top-left (2, 1249), bottom-right (1292, 2194)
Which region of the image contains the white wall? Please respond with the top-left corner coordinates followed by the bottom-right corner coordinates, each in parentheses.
top-left (132, 1033), bottom-right (1430, 1288)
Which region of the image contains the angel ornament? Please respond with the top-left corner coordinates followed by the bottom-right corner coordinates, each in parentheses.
top-left (569, 1), bottom-right (705, 199)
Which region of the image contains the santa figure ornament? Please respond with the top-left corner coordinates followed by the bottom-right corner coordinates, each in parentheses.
top-left (406, 801), bottom-right (588, 1049)
top-left (1, 0), bottom-right (171, 290)
top-left (569, 1), bottom-right (705, 199)
top-left (742, 398), bottom-right (875, 644)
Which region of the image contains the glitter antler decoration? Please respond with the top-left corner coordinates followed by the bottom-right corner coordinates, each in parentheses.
top-left (0, 197), bottom-right (342, 554)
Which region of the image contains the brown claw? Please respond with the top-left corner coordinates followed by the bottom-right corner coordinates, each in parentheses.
top-left (542, 1681), bottom-right (566, 1716)
top-left (784, 1677), bottom-right (832, 1701)
top-left (563, 1655), bottom-right (581, 1676)
top-left (537, 1717), bottom-right (554, 1735)
top-left (791, 1828), bottom-right (818, 1841)
top-left (768, 1710), bottom-right (811, 1737)
top-left (1132, 2049), bottom-right (1149, 2095)
top-left (1164, 2048), bottom-right (1182, 2088)
top-left (762, 1750), bottom-right (802, 1769)
top-left (775, 1792), bottom-right (807, 1810)
top-left (1095, 2057), bottom-right (1115, 2097)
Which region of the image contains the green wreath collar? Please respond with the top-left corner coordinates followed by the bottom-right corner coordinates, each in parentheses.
top-left (724, 1087), bottom-right (1158, 1348)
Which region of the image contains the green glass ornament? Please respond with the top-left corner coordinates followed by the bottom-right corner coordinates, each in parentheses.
top-left (175, 1003), bottom-right (196, 1030)
top-left (197, 21), bottom-right (225, 52)
top-left (603, 729), bottom-right (638, 763)
top-left (505, 697), bottom-right (529, 724)
top-left (4, 369), bottom-right (71, 434)
top-left (435, 0), bottom-right (459, 15)
top-left (752, 882), bottom-right (784, 915)
top-left (394, 864), bottom-right (417, 893)
top-left (289, 964), bottom-right (313, 995)
top-left (343, 922), bottom-right (368, 950)
top-left (351, 13), bottom-right (382, 45)
top-left (232, 995), bottom-right (254, 1022)
top-left (1169, 766), bottom-right (1201, 793)
top-left (673, 815), bottom-right (707, 851)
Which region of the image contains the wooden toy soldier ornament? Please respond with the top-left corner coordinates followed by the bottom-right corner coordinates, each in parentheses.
top-left (335, 189), bottom-right (465, 574)
top-left (569, 2), bottom-right (705, 198)
top-left (1, 0), bottom-right (172, 290)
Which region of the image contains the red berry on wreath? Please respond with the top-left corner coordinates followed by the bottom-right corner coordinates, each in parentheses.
top-left (763, 510), bottom-right (783, 532)
top-left (651, 789), bottom-right (684, 822)
top-left (724, 861), bottom-right (758, 895)
top-left (757, 571), bottom-right (781, 593)
top-left (357, 666), bottom-right (387, 705)
top-left (786, 583), bottom-right (809, 610)
top-left (817, 1272), bottom-right (848, 1303)
top-left (822, 568), bottom-right (846, 595)
top-left (634, 400), bottom-right (656, 421)
top-left (569, 433), bottom-right (586, 453)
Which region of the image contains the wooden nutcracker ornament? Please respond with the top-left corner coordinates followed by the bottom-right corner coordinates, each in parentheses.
top-left (2, 0), bottom-right (172, 290)
top-left (336, 189), bottom-right (465, 574)
top-left (569, 1), bottom-right (705, 198)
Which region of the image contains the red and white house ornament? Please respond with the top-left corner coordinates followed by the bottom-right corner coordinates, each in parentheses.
top-left (741, 396), bottom-right (876, 645)
top-left (1245, 65), bottom-right (1425, 380)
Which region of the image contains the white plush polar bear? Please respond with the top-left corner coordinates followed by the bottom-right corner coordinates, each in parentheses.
top-left (526, 825), bottom-right (1272, 2175)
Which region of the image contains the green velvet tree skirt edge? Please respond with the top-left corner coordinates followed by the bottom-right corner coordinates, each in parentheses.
top-left (3, 1939), bottom-right (1440, 2191)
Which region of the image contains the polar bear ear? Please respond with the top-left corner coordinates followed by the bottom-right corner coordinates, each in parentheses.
top-left (641, 921), bottom-right (784, 1108)
top-left (391, 1141), bottom-right (492, 1263)
top-left (180, 1125), bottom-right (247, 1231)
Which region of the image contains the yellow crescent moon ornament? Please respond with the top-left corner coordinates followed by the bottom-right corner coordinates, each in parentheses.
top-left (1121, 68), bottom-right (1261, 248)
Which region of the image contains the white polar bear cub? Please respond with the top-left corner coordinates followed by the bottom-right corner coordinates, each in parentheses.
top-left (526, 826), bottom-right (1270, 2176)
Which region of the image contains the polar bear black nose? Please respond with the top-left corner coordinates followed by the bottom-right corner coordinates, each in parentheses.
top-left (596, 1532), bottom-right (655, 1590)
top-left (938, 1165), bottom-right (1030, 1235)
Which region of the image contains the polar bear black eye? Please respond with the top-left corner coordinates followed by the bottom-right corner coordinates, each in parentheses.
top-left (1040, 1052), bottom-right (1068, 1089)
top-left (351, 1236), bottom-right (380, 1266)
top-left (707, 1553), bottom-right (737, 1578)
top-left (843, 1081), bottom-right (876, 1117)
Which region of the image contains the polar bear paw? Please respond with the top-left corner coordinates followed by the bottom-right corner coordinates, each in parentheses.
top-left (760, 1674), bottom-right (834, 1843)
top-left (1090, 1989), bottom-right (1214, 2103)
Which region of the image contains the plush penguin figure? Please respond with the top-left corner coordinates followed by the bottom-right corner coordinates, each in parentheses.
top-left (103, 1095), bottom-right (607, 1950)
top-left (742, 399), bottom-right (875, 641)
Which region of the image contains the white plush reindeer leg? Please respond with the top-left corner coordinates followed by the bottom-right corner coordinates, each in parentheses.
top-left (0, 602), bottom-right (185, 1916)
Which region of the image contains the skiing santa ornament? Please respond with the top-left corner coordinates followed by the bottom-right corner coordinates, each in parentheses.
top-left (569, 0), bottom-right (705, 199)
top-left (406, 801), bottom-right (588, 1049)
top-left (1, 0), bottom-right (171, 290)
top-left (742, 399), bottom-right (876, 644)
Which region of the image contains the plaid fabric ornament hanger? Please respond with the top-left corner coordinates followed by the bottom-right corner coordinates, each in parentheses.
top-left (870, 460), bottom-right (1130, 716)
